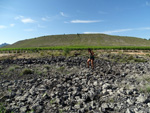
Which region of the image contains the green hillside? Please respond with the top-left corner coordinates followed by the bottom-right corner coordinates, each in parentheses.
top-left (4, 34), bottom-right (150, 48)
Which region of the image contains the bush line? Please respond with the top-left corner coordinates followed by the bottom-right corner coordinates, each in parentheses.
top-left (1, 46), bottom-right (150, 52)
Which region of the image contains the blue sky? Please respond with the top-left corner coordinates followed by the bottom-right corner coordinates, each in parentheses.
top-left (0, 0), bottom-right (150, 44)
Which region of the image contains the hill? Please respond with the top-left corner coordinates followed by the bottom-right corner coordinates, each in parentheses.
top-left (4, 34), bottom-right (150, 48)
top-left (0, 43), bottom-right (10, 48)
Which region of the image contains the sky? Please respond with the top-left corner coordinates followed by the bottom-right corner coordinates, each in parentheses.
top-left (0, 0), bottom-right (150, 44)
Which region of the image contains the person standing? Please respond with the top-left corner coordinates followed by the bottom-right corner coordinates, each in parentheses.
top-left (87, 48), bottom-right (94, 69)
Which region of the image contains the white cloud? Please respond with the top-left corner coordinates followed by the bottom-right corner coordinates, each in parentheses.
top-left (42, 17), bottom-right (48, 21)
top-left (60, 12), bottom-right (68, 17)
top-left (21, 18), bottom-right (36, 23)
top-left (10, 24), bottom-right (15, 27)
top-left (84, 27), bottom-right (150, 34)
top-left (102, 29), bottom-right (133, 34)
top-left (0, 25), bottom-right (7, 29)
top-left (41, 16), bottom-right (52, 21)
top-left (15, 16), bottom-right (36, 23)
top-left (84, 29), bottom-right (133, 34)
top-left (70, 20), bottom-right (102, 23)
top-left (146, 1), bottom-right (150, 6)
top-left (84, 32), bottom-right (101, 34)
top-left (138, 27), bottom-right (150, 30)
top-left (15, 15), bottom-right (24, 20)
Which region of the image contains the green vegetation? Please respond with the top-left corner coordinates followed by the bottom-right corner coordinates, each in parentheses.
top-left (7, 66), bottom-right (16, 72)
top-left (0, 103), bottom-right (6, 113)
top-left (63, 48), bottom-right (71, 56)
top-left (21, 68), bottom-right (33, 75)
top-left (3, 34), bottom-right (150, 48)
top-left (50, 99), bottom-right (56, 105)
top-left (26, 109), bottom-right (34, 113)
top-left (59, 109), bottom-right (64, 113)
top-left (44, 65), bottom-right (51, 70)
top-left (1, 34), bottom-right (150, 53)
top-left (102, 54), bottom-right (147, 63)
top-left (1, 46), bottom-right (150, 54)
top-left (139, 84), bottom-right (150, 93)
top-left (57, 66), bottom-right (65, 72)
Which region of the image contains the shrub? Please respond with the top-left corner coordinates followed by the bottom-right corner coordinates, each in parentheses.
top-left (57, 66), bottom-right (65, 72)
top-left (22, 68), bottom-right (33, 75)
top-left (44, 65), bottom-right (50, 70)
top-left (8, 66), bottom-right (15, 72)
top-left (40, 52), bottom-right (45, 56)
top-left (146, 85), bottom-right (150, 93)
top-left (63, 48), bottom-right (70, 56)
top-left (139, 84), bottom-right (150, 93)
top-left (0, 103), bottom-right (6, 113)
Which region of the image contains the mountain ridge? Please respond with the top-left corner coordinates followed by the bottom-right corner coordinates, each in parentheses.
top-left (0, 43), bottom-right (10, 48)
top-left (4, 34), bottom-right (150, 48)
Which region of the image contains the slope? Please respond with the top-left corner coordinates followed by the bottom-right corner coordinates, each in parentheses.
top-left (4, 34), bottom-right (150, 48)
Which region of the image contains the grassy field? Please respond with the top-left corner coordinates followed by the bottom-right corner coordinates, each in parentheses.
top-left (2, 46), bottom-right (150, 53)
top-left (3, 34), bottom-right (150, 48)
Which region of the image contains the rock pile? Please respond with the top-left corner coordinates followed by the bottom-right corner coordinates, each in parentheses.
top-left (0, 56), bottom-right (150, 113)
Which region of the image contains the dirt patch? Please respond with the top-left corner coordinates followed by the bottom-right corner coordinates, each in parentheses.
top-left (0, 54), bottom-right (13, 57)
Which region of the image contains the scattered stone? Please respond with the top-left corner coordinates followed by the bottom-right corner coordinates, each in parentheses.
top-left (0, 56), bottom-right (150, 113)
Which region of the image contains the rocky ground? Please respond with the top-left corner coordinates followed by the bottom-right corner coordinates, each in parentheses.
top-left (0, 54), bottom-right (150, 113)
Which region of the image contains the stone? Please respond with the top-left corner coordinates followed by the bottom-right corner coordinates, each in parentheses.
top-left (2, 56), bottom-right (150, 113)
top-left (29, 86), bottom-right (36, 95)
top-left (20, 106), bottom-right (27, 113)
top-left (102, 83), bottom-right (111, 90)
top-left (127, 98), bottom-right (134, 105)
top-left (35, 105), bottom-right (43, 113)
top-left (147, 103), bottom-right (150, 107)
top-left (136, 94), bottom-right (147, 103)
top-left (126, 108), bottom-right (132, 113)
top-left (27, 97), bottom-right (33, 103)
top-left (126, 89), bottom-right (133, 95)
top-left (9, 91), bottom-right (16, 98)
top-left (93, 81), bottom-right (98, 86)
top-left (102, 89), bottom-right (109, 95)
top-left (74, 104), bottom-right (80, 109)
top-left (101, 103), bottom-right (109, 110)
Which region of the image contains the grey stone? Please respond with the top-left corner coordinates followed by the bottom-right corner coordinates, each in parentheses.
top-left (35, 105), bottom-right (43, 113)
top-left (126, 108), bottom-right (133, 113)
top-left (136, 94), bottom-right (147, 103)
top-left (93, 81), bottom-right (98, 86)
top-left (74, 104), bottom-right (80, 109)
top-left (127, 98), bottom-right (134, 105)
top-left (126, 90), bottom-right (133, 95)
top-left (147, 103), bottom-right (150, 107)
top-left (9, 91), bottom-right (16, 98)
top-left (27, 97), bottom-right (33, 103)
top-left (102, 83), bottom-right (112, 89)
top-left (20, 106), bottom-right (27, 113)
top-left (101, 103), bottom-right (109, 110)
top-left (29, 86), bottom-right (36, 95)
top-left (2, 56), bottom-right (150, 113)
